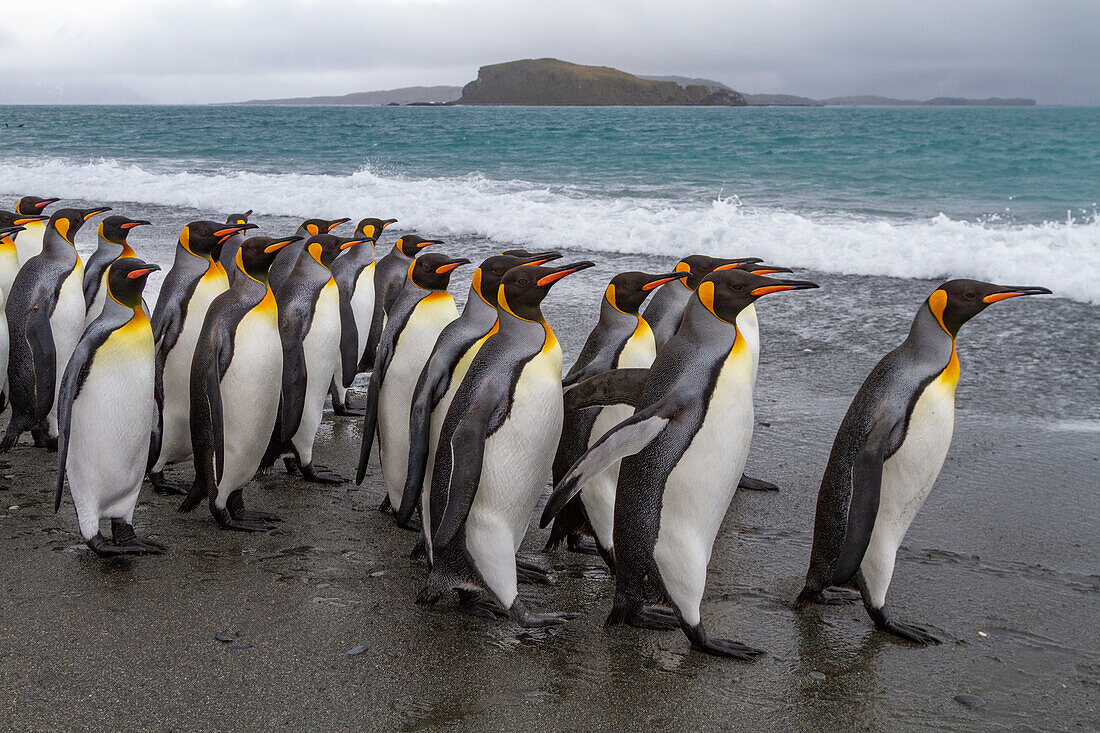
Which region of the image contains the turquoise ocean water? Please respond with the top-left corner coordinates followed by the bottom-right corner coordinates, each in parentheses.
top-left (0, 105), bottom-right (1096, 301)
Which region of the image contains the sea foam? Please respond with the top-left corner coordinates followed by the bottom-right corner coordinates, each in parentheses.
top-left (1, 157), bottom-right (1096, 303)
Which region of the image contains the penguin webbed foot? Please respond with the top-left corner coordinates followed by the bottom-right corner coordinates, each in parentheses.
top-left (684, 624), bottom-right (765, 660)
top-left (516, 557), bottom-right (552, 585)
top-left (149, 471), bottom-right (188, 496)
top-left (508, 599), bottom-right (580, 628)
top-left (818, 586), bottom-right (861, 605)
top-left (566, 535), bottom-right (602, 556)
top-left (225, 492), bottom-right (282, 525)
top-left (298, 460), bottom-right (346, 484)
top-left (87, 522), bottom-right (167, 556)
top-left (870, 607), bottom-right (942, 646)
top-left (738, 473), bottom-right (780, 492)
top-left (458, 591), bottom-right (509, 620)
top-left (629, 604), bottom-right (680, 631)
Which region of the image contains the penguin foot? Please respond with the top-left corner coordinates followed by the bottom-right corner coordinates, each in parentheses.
top-left (219, 517), bottom-right (275, 532)
top-left (516, 558), bottom-right (552, 585)
top-left (629, 605), bottom-right (679, 631)
top-left (873, 613), bottom-right (942, 646)
top-left (684, 625), bottom-right (765, 660)
top-left (738, 473), bottom-right (779, 492)
top-left (235, 510), bottom-right (283, 524)
top-left (298, 461), bottom-right (346, 484)
top-left (458, 592), bottom-right (508, 620)
top-left (509, 601), bottom-right (581, 628)
top-left (818, 586), bottom-right (861, 605)
top-left (566, 536), bottom-right (602, 556)
top-left (149, 472), bottom-right (188, 496)
top-left (87, 534), bottom-right (165, 556)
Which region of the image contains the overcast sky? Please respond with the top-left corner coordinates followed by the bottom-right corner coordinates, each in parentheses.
top-left (2, 0), bottom-right (1097, 105)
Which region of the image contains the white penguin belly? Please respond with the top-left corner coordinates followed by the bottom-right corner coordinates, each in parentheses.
top-left (15, 221), bottom-right (45, 266)
top-left (66, 323), bottom-right (154, 541)
top-left (736, 304), bottom-right (760, 385)
top-left (653, 344), bottom-right (755, 627)
top-left (860, 375), bottom-right (956, 608)
top-left (465, 345), bottom-right (564, 608)
top-left (377, 295), bottom-right (457, 506)
top-left (350, 265), bottom-right (376, 360)
top-left (291, 283), bottom-right (341, 465)
top-left (0, 249), bottom-right (19, 300)
top-left (48, 264), bottom-right (86, 435)
top-left (217, 306), bottom-right (283, 505)
top-left (580, 330), bottom-right (656, 551)
top-left (85, 270), bottom-right (109, 326)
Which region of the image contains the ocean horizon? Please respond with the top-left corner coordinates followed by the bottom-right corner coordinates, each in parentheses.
top-left (1, 104), bottom-right (1097, 302)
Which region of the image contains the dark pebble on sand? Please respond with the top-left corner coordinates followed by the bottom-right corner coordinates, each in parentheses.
top-left (214, 632), bottom-right (234, 643)
top-left (953, 694), bottom-right (986, 710)
top-left (346, 645), bottom-right (368, 656)
top-left (808, 672), bottom-right (826, 681)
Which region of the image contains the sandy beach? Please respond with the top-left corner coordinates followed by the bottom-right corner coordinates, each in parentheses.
top-left (0, 223), bottom-right (1096, 732)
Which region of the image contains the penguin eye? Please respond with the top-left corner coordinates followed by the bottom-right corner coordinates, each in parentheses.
top-left (964, 291), bottom-right (977, 300)
top-left (516, 278), bottom-right (530, 286)
top-left (732, 283), bottom-right (744, 291)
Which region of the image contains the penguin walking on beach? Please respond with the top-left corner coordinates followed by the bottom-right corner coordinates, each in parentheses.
top-left (265, 233), bottom-right (370, 483)
top-left (55, 258), bottom-right (164, 555)
top-left (795, 279), bottom-right (1050, 644)
top-left (83, 215), bottom-right (151, 325)
top-left (147, 220), bottom-right (256, 494)
top-left (266, 217), bottom-right (350, 292)
top-left (217, 210), bottom-right (254, 285)
top-left (355, 252), bottom-right (469, 513)
top-left (396, 251), bottom-right (560, 532)
top-left (361, 233), bottom-right (441, 369)
top-left (545, 269), bottom-right (688, 566)
top-left (328, 217), bottom-right (397, 416)
top-left (1, 206), bottom-right (111, 452)
top-left (12, 196), bottom-right (60, 265)
top-left (417, 260), bottom-right (593, 626)
top-left (542, 268), bottom-right (818, 657)
top-left (181, 235), bottom-right (301, 530)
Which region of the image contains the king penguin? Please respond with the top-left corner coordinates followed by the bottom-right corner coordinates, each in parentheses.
top-left (795, 279), bottom-right (1050, 644)
top-left (266, 217), bottom-right (350, 292)
top-left (217, 210), bottom-right (254, 285)
top-left (181, 235), bottom-right (302, 530)
top-left (361, 233), bottom-right (442, 369)
top-left (0, 223), bottom-right (27, 417)
top-left (355, 252), bottom-right (469, 513)
top-left (266, 233), bottom-right (369, 483)
top-left (417, 260), bottom-right (593, 626)
top-left (542, 268), bottom-right (817, 657)
top-left (329, 217), bottom-right (397, 416)
top-left (1, 206), bottom-right (111, 452)
top-left (55, 258), bottom-right (164, 555)
top-left (147, 220), bottom-right (256, 494)
top-left (83, 215), bottom-right (151, 325)
top-left (545, 269), bottom-right (689, 566)
top-left (12, 196), bottom-right (60, 265)
top-left (0, 210), bottom-right (43, 297)
top-left (395, 251), bottom-right (560, 530)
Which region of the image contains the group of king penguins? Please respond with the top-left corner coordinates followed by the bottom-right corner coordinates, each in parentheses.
top-left (0, 196), bottom-right (1052, 660)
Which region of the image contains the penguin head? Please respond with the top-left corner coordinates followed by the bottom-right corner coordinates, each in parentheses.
top-left (498, 260), bottom-right (596, 321)
top-left (180, 220), bottom-right (258, 258)
top-left (355, 218), bottom-right (398, 240)
top-left (106, 258), bottom-right (160, 308)
top-left (929, 279), bottom-right (1052, 336)
top-left (16, 196), bottom-right (59, 216)
top-left (225, 210), bottom-right (253, 227)
top-left (472, 251), bottom-right (562, 305)
top-left (677, 254), bottom-right (763, 289)
top-left (237, 235), bottom-right (302, 281)
top-left (395, 235), bottom-right (443, 257)
top-left (300, 217), bottom-right (350, 238)
top-left (409, 253), bottom-right (470, 291)
top-left (715, 260), bottom-right (793, 276)
top-left (696, 268), bottom-right (818, 324)
top-left (303, 234), bottom-right (370, 269)
top-left (605, 271), bottom-right (690, 314)
top-left (99, 215), bottom-right (151, 246)
top-left (50, 206), bottom-right (112, 244)
top-left (0, 209), bottom-right (46, 231)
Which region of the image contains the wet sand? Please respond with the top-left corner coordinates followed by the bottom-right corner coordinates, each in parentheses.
top-left (0, 231), bottom-right (1097, 732)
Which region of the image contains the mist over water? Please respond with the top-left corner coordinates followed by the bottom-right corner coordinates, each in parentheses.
top-left (0, 105), bottom-right (1097, 301)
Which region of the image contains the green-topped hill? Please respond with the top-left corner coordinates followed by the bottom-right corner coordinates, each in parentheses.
top-left (456, 58), bottom-right (746, 106)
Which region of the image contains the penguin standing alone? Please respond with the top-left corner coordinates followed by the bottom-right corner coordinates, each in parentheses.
top-left (418, 260), bottom-right (593, 626)
top-left (795, 279), bottom-right (1050, 644)
top-left (182, 235), bottom-right (302, 530)
top-left (360, 233), bottom-right (441, 369)
top-left (355, 252), bottom-right (469, 513)
top-left (543, 268), bottom-right (818, 656)
top-left (83, 215), bottom-right (151, 325)
top-left (147, 220), bottom-right (256, 493)
top-left (12, 196), bottom-right (60, 265)
top-left (1, 206), bottom-right (111, 452)
top-left (265, 233), bottom-right (369, 483)
top-left (54, 258), bottom-right (164, 556)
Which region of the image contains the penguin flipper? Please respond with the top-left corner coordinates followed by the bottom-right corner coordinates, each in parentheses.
top-left (26, 305), bottom-right (57, 420)
top-left (54, 324), bottom-right (107, 512)
top-left (361, 294), bottom-right (387, 370)
top-left (832, 414), bottom-right (896, 584)
top-left (540, 399), bottom-right (676, 528)
top-left (564, 368), bottom-right (649, 412)
top-left (337, 290), bottom-right (359, 388)
top-left (354, 323), bottom-right (396, 485)
top-left (430, 405), bottom-right (494, 552)
top-left (278, 318), bottom-right (309, 446)
top-left (398, 364), bottom-right (449, 524)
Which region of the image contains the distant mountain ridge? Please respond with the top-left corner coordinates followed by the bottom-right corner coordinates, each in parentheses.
top-left (238, 86), bottom-right (462, 106)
